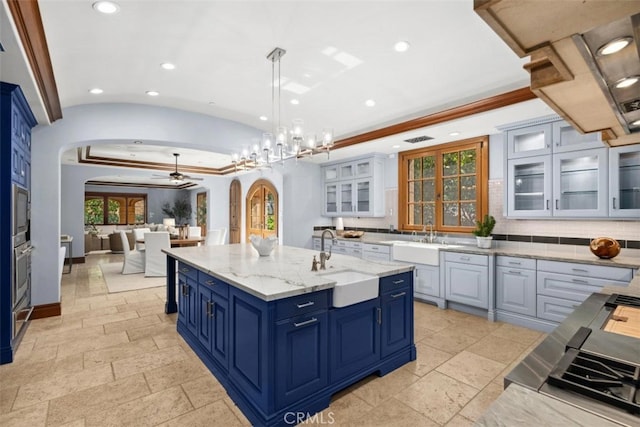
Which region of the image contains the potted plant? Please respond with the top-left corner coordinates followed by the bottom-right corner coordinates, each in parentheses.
top-left (472, 214), bottom-right (496, 249)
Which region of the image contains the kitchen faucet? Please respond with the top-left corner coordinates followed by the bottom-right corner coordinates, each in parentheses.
top-left (319, 229), bottom-right (337, 270)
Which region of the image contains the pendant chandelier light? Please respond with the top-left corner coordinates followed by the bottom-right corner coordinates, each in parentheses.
top-left (232, 47), bottom-right (334, 170)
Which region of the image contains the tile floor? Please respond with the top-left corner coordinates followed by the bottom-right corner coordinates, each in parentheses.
top-left (1, 253), bottom-right (546, 426)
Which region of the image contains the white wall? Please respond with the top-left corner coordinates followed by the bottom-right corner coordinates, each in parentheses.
top-left (31, 103), bottom-right (264, 306)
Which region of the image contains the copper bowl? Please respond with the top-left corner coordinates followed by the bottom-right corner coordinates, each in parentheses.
top-left (589, 237), bottom-right (621, 259)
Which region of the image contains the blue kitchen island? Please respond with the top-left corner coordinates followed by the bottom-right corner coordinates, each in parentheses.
top-left (163, 244), bottom-right (415, 426)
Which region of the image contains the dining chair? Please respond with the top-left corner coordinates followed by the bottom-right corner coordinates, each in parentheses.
top-left (144, 231), bottom-right (170, 277)
top-left (188, 226), bottom-right (202, 238)
top-left (206, 228), bottom-right (227, 246)
top-left (132, 227), bottom-right (151, 251)
top-left (120, 230), bottom-right (145, 274)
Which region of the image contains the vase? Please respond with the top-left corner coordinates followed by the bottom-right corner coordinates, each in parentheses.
top-left (589, 237), bottom-right (620, 259)
top-left (476, 236), bottom-right (493, 249)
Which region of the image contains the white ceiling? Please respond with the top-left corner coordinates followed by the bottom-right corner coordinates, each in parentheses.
top-left (4, 0), bottom-right (556, 183)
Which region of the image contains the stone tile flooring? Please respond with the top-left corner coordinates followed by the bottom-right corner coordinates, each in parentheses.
top-left (1, 253), bottom-right (546, 426)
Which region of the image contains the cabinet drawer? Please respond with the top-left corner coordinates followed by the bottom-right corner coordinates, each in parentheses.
top-left (537, 260), bottom-right (633, 282)
top-left (335, 240), bottom-right (362, 249)
top-left (380, 271), bottom-right (412, 295)
top-left (444, 251), bottom-right (488, 266)
top-left (496, 256), bottom-right (536, 270)
top-left (178, 262), bottom-right (198, 281)
top-left (537, 295), bottom-right (581, 323)
top-left (536, 271), bottom-right (616, 302)
top-left (362, 251), bottom-right (391, 262)
top-left (199, 271), bottom-right (229, 298)
top-left (362, 244), bottom-right (390, 255)
top-left (275, 291), bottom-right (330, 321)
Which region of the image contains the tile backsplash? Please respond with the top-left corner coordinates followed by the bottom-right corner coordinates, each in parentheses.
top-left (335, 182), bottom-right (640, 243)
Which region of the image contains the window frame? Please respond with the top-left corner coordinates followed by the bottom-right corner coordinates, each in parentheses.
top-left (84, 192), bottom-right (148, 226)
top-left (398, 136), bottom-right (489, 233)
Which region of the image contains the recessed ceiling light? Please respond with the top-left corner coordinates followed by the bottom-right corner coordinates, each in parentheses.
top-left (392, 144), bottom-right (400, 149)
top-left (89, 88), bottom-right (103, 94)
top-left (365, 99), bottom-right (376, 107)
top-left (133, 140), bottom-right (142, 144)
top-left (160, 62), bottom-right (176, 70)
top-left (146, 90), bottom-right (159, 96)
top-left (208, 101), bottom-right (216, 106)
top-left (290, 99), bottom-right (299, 105)
top-left (614, 76), bottom-right (639, 89)
top-left (394, 40), bottom-right (411, 52)
top-left (449, 131), bottom-right (460, 136)
top-left (597, 36), bottom-right (632, 56)
top-left (92, 1), bottom-right (120, 14)
top-left (632, 119), bottom-right (640, 126)
top-left (259, 116), bottom-right (268, 121)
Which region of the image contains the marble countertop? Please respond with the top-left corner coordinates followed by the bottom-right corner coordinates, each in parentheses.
top-left (312, 233), bottom-right (640, 269)
top-left (475, 383), bottom-right (621, 427)
top-left (163, 244), bottom-right (413, 302)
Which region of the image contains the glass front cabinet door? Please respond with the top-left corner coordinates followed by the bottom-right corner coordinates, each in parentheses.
top-left (609, 145), bottom-right (640, 218)
top-left (552, 148), bottom-right (608, 217)
top-left (324, 183), bottom-right (338, 215)
top-left (551, 121), bottom-right (603, 153)
top-left (506, 123), bottom-right (552, 159)
top-left (507, 156), bottom-right (552, 217)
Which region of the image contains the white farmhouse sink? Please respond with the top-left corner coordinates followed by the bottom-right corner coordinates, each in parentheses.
top-left (392, 242), bottom-right (462, 266)
top-left (321, 270), bottom-right (379, 307)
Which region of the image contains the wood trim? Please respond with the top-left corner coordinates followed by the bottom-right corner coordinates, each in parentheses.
top-left (31, 302), bottom-right (61, 319)
top-left (7, 0), bottom-right (62, 122)
top-left (333, 88), bottom-right (535, 149)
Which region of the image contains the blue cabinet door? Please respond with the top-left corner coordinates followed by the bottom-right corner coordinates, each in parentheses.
top-left (275, 311), bottom-right (328, 409)
top-left (198, 284), bottom-right (229, 370)
top-left (380, 286), bottom-right (412, 358)
top-left (228, 288), bottom-right (272, 412)
top-left (329, 298), bottom-right (380, 382)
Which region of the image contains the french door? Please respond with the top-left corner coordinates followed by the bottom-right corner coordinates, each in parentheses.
top-left (246, 179), bottom-right (278, 241)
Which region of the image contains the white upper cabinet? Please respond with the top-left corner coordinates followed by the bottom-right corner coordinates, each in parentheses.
top-left (609, 145), bottom-right (640, 218)
top-left (322, 155), bottom-right (384, 217)
top-left (551, 148), bottom-right (608, 217)
top-left (506, 123), bottom-right (552, 159)
top-left (503, 115), bottom-right (613, 219)
top-left (551, 121), bottom-right (603, 153)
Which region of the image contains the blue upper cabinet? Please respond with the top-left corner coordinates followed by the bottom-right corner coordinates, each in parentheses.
top-left (1, 83), bottom-right (36, 189)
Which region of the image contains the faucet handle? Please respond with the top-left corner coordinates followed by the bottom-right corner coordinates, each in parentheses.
top-left (311, 255), bottom-right (319, 272)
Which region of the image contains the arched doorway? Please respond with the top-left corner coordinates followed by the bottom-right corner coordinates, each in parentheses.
top-left (246, 179), bottom-right (278, 241)
top-left (229, 179), bottom-right (241, 244)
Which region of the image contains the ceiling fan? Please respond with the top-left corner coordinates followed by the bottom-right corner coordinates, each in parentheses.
top-left (152, 153), bottom-right (203, 183)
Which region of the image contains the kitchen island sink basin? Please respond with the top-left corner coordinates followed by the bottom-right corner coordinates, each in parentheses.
top-left (392, 242), bottom-right (463, 266)
top-left (321, 270), bottom-right (379, 307)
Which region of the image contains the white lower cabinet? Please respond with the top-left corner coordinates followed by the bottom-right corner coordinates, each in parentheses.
top-left (444, 252), bottom-right (489, 309)
top-left (496, 256), bottom-right (536, 317)
top-left (361, 243), bottom-right (391, 262)
top-left (414, 264), bottom-right (440, 299)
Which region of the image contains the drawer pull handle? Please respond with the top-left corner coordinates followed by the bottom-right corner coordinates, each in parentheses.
top-left (377, 308), bottom-right (382, 325)
top-left (206, 301), bottom-right (215, 317)
top-left (508, 261), bottom-right (521, 265)
top-left (294, 317), bottom-right (317, 328)
top-left (296, 301), bottom-right (315, 308)
top-left (571, 278), bottom-right (589, 284)
top-left (372, 247), bottom-right (379, 250)
top-left (180, 268), bottom-right (189, 273)
top-left (392, 280), bottom-right (405, 285)
top-left (391, 292), bottom-right (406, 298)
top-left (571, 268), bottom-right (588, 273)
top-left (508, 270), bottom-right (522, 275)
top-left (461, 256), bottom-right (471, 261)
top-left (205, 280), bottom-right (215, 286)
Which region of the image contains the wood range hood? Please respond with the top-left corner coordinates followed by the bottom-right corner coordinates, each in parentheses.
top-left (475, 0), bottom-right (640, 147)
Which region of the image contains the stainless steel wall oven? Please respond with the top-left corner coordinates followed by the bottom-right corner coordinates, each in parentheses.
top-left (12, 241), bottom-right (33, 339)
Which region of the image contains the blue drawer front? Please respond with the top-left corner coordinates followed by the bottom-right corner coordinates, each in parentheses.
top-left (177, 262), bottom-right (198, 281)
top-left (380, 271), bottom-right (412, 295)
top-left (199, 271), bottom-right (229, 298)
top-left (275, 290), bottom-right (329, 321)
